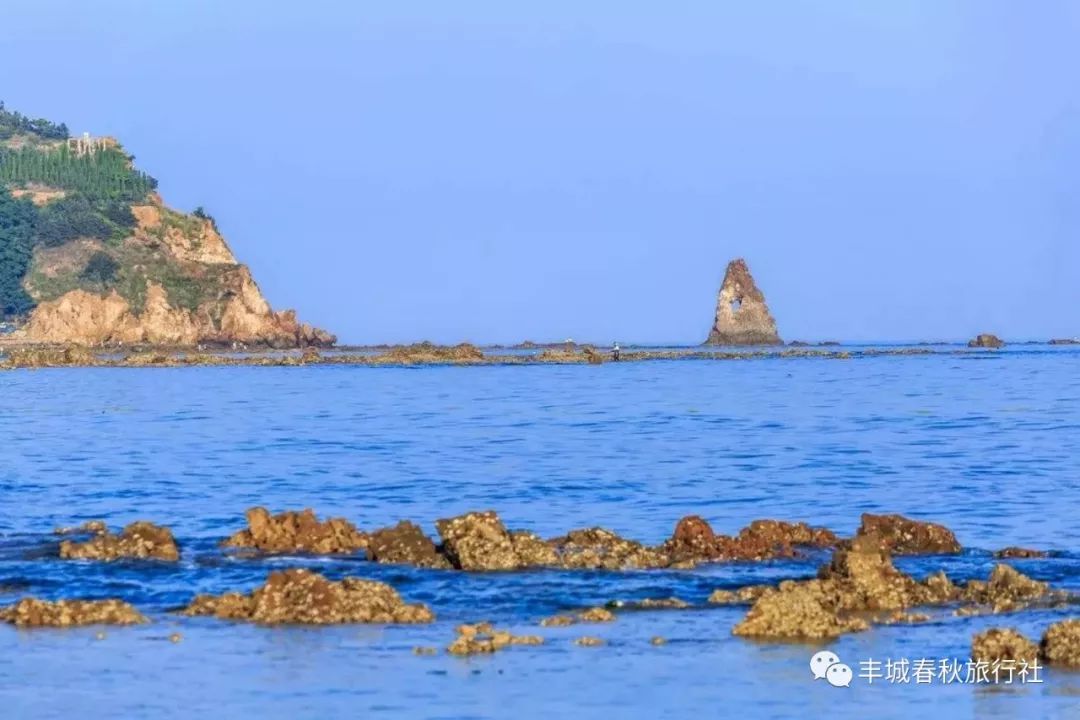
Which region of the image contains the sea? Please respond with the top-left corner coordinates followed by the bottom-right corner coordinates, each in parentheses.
top-left (2, 344), bottom-right (1079, 719)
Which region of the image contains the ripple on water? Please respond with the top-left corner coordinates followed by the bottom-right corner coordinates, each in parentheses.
top-left (2, 349), bottom-right (1080, 717)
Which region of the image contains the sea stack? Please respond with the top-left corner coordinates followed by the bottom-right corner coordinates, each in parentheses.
top-left (704, 259), bottom-right (782, 345)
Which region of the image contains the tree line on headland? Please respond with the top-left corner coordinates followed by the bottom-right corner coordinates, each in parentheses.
top-left (0, 102), bottom-right (158, 318)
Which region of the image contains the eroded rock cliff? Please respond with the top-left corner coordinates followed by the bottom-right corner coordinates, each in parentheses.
top-left (17, 195), bottom-right (333, 347)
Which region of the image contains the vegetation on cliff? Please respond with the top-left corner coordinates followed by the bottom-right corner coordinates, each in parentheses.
top-left (0, 188), bottom-right (36, 316)
top-left (0, 101), bottom-right (68, 141)
top-left (0, 103), bottom-right (156, 320)
top-left (0, 101), bottom-right (332, 347)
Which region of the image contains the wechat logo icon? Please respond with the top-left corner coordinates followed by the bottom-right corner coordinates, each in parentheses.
top-left (810, 650), bottom-right (853, 688)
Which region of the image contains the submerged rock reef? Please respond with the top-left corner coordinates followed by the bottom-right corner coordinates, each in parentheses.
top-left (181, 569), bottom-right (433, 625)
top-left (58, 520), bottom-right (179, 562)
top-left (0, 598), bottom-right (147, 627)
top-left (704, 258), bottom-right (782, 346)
top-left (729, 531), bottom-right (1061, 642)
top-left (447, 622), bottom-right (544, 656)
top-left (13, 507), bottom-right (1080, 679)
top-left (2, 343), bottom-right (1008, 370)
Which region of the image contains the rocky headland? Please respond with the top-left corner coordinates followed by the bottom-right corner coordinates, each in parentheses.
top-left (0, 103), bottom-right (332, 348)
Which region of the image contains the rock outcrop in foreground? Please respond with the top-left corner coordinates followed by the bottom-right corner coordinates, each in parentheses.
top-left (222, 507), bottom-right (367, 555)
top-left (1, 597), bottom-right (147, 626)
top-left (1040, 620), bottom-right (1080, 666)
top-left (731, 535), bottom-right (1055, 641)
top-left (58, 520), bottom-right (179, 562)
top-left (704, 259), bottom-right (782, 345)
top-left (971, 628), bottom-right (1039, 663)
top-left (181, 569), bottom-right (433, 624)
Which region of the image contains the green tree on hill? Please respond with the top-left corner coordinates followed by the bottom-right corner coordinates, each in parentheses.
top-left (0, 188), bottom-right (38, 317)
top-left (80, 250), bottom-right (120, 285)
top-left (0, 101), bottom-right (69, 141)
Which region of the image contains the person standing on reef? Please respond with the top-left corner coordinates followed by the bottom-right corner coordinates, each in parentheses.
top-left (612, 342), bottom-right (621, 361)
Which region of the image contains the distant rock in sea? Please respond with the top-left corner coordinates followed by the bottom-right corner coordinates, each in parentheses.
top-left (704, 258), bottom-right (782, 346)
top-left (968, 333), bottom-right (1005, 349)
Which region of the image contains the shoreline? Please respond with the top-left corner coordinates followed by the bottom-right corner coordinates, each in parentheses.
top-left (0, 341), bottom-right (1063, 370)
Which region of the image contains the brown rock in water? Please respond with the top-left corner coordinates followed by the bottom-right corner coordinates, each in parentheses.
top-left (54, 519), bottom-right (108, 535)
top-left (707, 585), bottom-right (773, 605)
top-left (819, 535), bottom-right (927, 611)
top-left (972, 628), bottom-right (1039, 664)
top-left (222, 507), bottom-right (367, 555)
top-left (574, 636), bottom-right (605, 647)
top-left (704, 259), bottom-right (782, 345)
top-left (733, 536), bottom-right (959, 641)
top-left (578, 607), bottom-right (616, 623)
top-left (366, 521), bottom-right (450, 568)
top-left (0, 597), bottom-right (147, 627)
top-left (662, 515), bottom-right (836, 564)
top-left (961, 564), bottom-right (1051, 612)
top-left (995, 547), bottom-right (1049, 559)
top-left (378, 342), bottom-right (485, 365)
top-left (434, 511), bottom-right (557, 571)
top-left (1, 346), bottom-right (99, 369)
top-left (549, 527), bottom-right (670, 570)
top-left (968, 334), bottom-right (1005, 349)
top-left (436, 511), bottom-right (519, 571)
top-left (59, 520), bottom-right (180, 562)
top-left (662, 515), bottom-right (721, 562)
top-left (721, 519), bottom-right (837, 560)
top-left (180, 568), bottom-right (433, 625)
top-left (1040, 619), bottom-right (1080, 666)
top-left (509, 530), bottom-right (560, 567)
top-left (733, 582), bottom-right (869, 640)
top-left (447, 622), bottom-right (544, 656)
top-left (853, 513), bottom-right (961, 555)
top-left (733, 539), bottom-right (1061, 643)
top-left (540, 614), bottom-right (576, 627)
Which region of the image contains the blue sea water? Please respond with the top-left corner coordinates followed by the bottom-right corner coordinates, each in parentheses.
top-left (2, 346), bottom-right (1080, 719)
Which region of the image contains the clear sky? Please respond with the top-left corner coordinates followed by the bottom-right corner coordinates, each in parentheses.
top-left (3, 1), bottom-right (1077, 344)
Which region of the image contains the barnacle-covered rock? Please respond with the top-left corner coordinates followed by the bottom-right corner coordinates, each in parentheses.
top-left (1, 597), bottom-right (147, 626)
top-left (59, 521), bottom-right (179, 562)
top-left (180, 568), bottom-right (433, 624)
top-left (222, 507), bottom-right (367, 555)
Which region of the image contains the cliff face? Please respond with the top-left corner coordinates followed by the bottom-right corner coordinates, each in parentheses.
top-left (1, 104), bottom-right (333, 347)
top-left (704, 259), bottom-right (782, 345)
top-left (16, 195), bottom-right (333, 347)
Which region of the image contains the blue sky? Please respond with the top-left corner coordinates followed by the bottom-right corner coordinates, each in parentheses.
top-left (3, 1), bottom-right (1077, 343)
